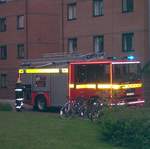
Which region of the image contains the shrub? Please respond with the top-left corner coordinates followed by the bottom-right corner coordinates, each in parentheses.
top-left (99, 107), bottom-right (150, 149)
top-left (0, 103), bottom-right (13, 111)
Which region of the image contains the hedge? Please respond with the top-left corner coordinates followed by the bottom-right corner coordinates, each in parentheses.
top-left (99, 106), bottom-right (150, 149)
top-left (0, 103), bottom-right (13, 111)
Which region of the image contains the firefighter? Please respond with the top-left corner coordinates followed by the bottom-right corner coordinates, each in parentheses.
top-left (15, 78), bottom-right (24, 111)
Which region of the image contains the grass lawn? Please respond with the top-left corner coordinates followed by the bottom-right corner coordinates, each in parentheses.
top-left (0, 111), bottom-right (125, 149)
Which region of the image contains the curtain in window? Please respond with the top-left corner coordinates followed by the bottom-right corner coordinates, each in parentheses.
top-left (68, 4), bottom-right (76, 20)
top-left (94, 36), bottom-right (104, 53)
top-left (94, 0), bottom-right (103, 16)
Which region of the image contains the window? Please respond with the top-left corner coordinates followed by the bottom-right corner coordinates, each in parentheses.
top-left (122, 32), bottom-right (134, 52)
top-left (34, 75), bottom-right (46, 88)
top-left (0, 45), bottom-right (7, 60)
top-left (75, 64), bottom-right (110, 83)
top-left (0, 73), bottom-right (7, 88)
top-left (122, 0), bottom-right (133, 13)
top-left (17, 15), bottom-right (24, 30)
top-left (93, 0), bottom-right (104, 16)
top-left (93, 35), bottom-right (104, 53)
top-left (68, 38), bottom-right (77, 53)
top-left (0, 17), bottom-right (6, 32)
top-left (113, 63), bottom-right (141, 83)
top-left (68, 3), bottom-right (76, 20)
top-left (0, 0), bottom-right (6, 4)
top-left (17, 44), bottom-right (25, 59)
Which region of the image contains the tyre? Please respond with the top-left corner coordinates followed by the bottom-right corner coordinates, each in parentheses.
top-left (35, 95), bottom-right (47, 112)
top-left (90, 109), bottom-right (101, 122)
top-left (75, 97), bottom-right (86, 118)
top-left (60, 102), bottom-right (72, 118)
top-left (88, 97), bottom-right (102, 121)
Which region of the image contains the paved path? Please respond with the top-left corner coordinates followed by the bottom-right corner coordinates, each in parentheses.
top-left (0, 99), bottom-right (33, 111)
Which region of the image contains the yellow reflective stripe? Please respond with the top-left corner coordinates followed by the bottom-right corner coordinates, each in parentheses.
top-left (19, 69), bottom-right (24, 74)
top-left (69, 84), bottom-right (74, 88)
top-left (97, 84), bottom-right (120, 90)
top-left (76, 84), bottom-right (96, 89)
top-left (61, 68), bottom-right (68, 73)
top-left (75, 83), bottom-right (142, 89)
top-left (18, 68), bottom-right (69, 74)
top-left (97, 83), bottom-right (142, 89)
top-left (121, 83), bottom-right (142, 89)
top-left (112, 84), bottom-right (120, 89)
top-left (26, 68), bottom-right (59, 74)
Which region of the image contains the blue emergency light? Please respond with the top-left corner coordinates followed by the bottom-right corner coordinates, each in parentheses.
top-left (127, 55), bottom-right (135, 60)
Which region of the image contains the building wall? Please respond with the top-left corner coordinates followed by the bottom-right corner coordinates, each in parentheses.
top-left (0, 0), bottom-right (149, 99)
top-left (0, 0), bottom-right (63, 99)
top-left (27, 0), bottom-right (63, 58)
top-left (63, 0), bottom-right (148, 64)
top-left (63, 0), bottom-right (150, 103)
top-left (144, 0), bottom-right (150, 104)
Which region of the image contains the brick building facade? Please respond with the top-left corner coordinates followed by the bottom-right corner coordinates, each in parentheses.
top-left (0, 0), bottom-right (149, 99)
top-left (63, 0), bottom-right (149, 62)
top-left (0, 0), bottom-right (63, 98)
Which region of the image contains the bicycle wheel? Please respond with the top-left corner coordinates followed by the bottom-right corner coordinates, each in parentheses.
top-left (60, 101), bottom-right (72, 118)
top-left (90, 108), bottom-right (101, 121)
top-left (89, 98), bottom-right (102, 121)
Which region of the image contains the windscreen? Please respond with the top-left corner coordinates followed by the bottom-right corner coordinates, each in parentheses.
top-left (112, 63), bottom-right (141, 83)
top-left (75, 64), bottom-right (110, 83)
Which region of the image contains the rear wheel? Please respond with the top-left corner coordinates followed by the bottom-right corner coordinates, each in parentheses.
top-left (35, 95), bottom-right (47, 111)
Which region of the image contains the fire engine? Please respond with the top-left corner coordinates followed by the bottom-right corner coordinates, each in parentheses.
top-left (18, 53), bottom-right (144, 111)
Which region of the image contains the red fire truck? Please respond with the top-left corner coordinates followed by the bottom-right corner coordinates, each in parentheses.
top-left (18, 54), bottom-right (144, 111)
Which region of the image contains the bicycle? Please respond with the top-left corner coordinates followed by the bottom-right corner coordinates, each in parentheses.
top-left (60, 96), bottom-right (104, 121)
top-left (60, 100), bottom-right (73, 118)
top-left (60, 97), bottom-right (85, 118)
top-left (80, 97), bottom-right (103, 121)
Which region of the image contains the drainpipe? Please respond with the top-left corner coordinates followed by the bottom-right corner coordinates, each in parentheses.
top-left (61, 0), bottom-right (65, 53)
top-left (25, 0), bottom-right (28, 58)
top-left (148, 0), bottom-right (150, 61)
top-left (145, 0), bottom-right (150, 105)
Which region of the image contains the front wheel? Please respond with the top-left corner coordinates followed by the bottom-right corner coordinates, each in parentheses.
top-left (60, 102), bottom-right (72, 118)
top-left (35, 96), bottom-right (47, 112)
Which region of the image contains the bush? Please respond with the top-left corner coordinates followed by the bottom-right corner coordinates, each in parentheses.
top-left (0, 103), bottom-right (13, 111)
top-left (99, 107), bottom-right (150, 149)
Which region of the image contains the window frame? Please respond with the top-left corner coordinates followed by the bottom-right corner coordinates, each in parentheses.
top-left (122, 32), bottom-right (134, 52)
top-left (17, 44), bottom-right (25, 59)
top-left (93, 0), bottom-right (104, 17)
top-left (67, 3), bottom-right (77, 21)
top-left (68, 38), bottom-right (77, 53)
top-left (122, 0), bottom-right (134, 13)
top-left (93, 35), bottom-right (104, 53)
top-left (0, 45), bottom-right (7, 60)
top-left (0, 0), bottom-right (6, 4)
top-left (17, 15), bottom-right (24, 30)
top-left (0, 73), bottom-right (7, 88)
top-left (0, 17), bottom-right (6, 32)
